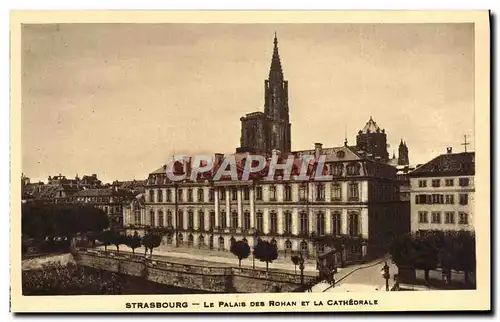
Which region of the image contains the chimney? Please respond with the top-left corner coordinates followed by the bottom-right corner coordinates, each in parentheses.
top-left (446, 147), bottom-right (453, 154)
top-left (314, 143), bottom-right (323, 160)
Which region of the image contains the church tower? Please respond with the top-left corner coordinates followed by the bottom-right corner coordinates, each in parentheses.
top-left (264, 33), bottom-right (291, 153)
top-left (356, 116), bottom-right (389, 162)
top-left (238, 34), bottom-right (292, 154)
top-left (398, 139), bottom-right (409, 165)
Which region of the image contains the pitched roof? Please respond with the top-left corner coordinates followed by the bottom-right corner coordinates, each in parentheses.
top-left (72, 188), bottom-right (133, 198)
top-left (409, 152), bottom-right (475, 177)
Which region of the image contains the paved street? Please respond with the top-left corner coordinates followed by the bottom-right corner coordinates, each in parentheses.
top-left (309, 256), bottom-right (395, 292)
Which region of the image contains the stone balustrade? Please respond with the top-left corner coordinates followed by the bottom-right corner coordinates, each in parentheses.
top-left (75, 249), bottom-right (314, 293)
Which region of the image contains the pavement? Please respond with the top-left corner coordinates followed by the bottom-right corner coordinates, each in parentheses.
top-left (98, 244), bottom-right (319, 276)
top-left (309, 255), bottom-right (396, 293)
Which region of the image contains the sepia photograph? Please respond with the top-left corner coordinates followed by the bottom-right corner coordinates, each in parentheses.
top-left (10, 10), bottom-right (491, 312)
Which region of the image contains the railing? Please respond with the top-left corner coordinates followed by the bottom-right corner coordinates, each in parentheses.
top-left (77, 249), bottom-right (313, 284)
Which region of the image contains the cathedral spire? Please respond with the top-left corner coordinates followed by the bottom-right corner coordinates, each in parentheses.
top-left (269, 32), bottom-right (283, 80)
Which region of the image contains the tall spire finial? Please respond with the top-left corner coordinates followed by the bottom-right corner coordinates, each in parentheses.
top-left (269, 31), bottom-right (283, 79)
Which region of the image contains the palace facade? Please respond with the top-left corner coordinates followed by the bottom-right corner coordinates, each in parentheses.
top-left (124, 34), bottom-right (411, 261)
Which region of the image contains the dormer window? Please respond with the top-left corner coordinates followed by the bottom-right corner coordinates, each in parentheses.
top-left (346, 162), bottom-right (361, 176)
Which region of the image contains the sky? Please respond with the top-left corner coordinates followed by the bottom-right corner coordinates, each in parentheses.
top-left (21, 23), bottom-right (475, 183)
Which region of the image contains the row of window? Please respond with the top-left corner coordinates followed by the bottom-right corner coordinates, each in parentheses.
top-left (147, 162), bottom-right (364, 186)
top-left (148, 183), bottom-right (361, 203)
top-left (418, 211), bottom-right (469, 225)
top-left (162, 233), bottom-right (324, 254)
top-left (418, 178), bottom-right (470, 188)
top-left (134, 209), bottom-right (361, 237)
top-left (415, 193), bottom-right (468, 205)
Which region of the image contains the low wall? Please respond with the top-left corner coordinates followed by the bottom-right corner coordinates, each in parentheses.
top-left (22, 253), bottom-right (75, 271)
top-left (75, 249), bottom-right (315, 293)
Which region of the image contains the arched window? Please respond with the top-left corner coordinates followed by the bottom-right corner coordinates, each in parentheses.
top-left (285, 239), bottom-right (292, 250)
top-left (188, 210), bottom-right (194, 229)
top-left (166, 210), bottom-right (173, 227)
top-left (271, 238), bottom-right (277, 246)
top-left (242, 237), bottom-right (248, 244)
top-left (198, 210), bottom-right (205, 231)
top-left (178, 233), bottom-right (184, 245)
top-left (316, 183), bottom-right (325, 201)
top-left (198, 235), bottom-right (205, 247)
top-left (243, 211), bottom-right (251, 230)
top-left (230, 236), bottom-right (236, 246)
top-left (231, 211), bottom-right (238, 229)
top-left (167, 234), bottom-right (173, 245)
top-left (149, 210), bottom-right (155, 227)
top-left (188, 233), bottom-right (194, 247)
top-left (218, 236), bottom-right (225, 250)
top-left (209, 211), bottom-right (215, 230)
top-left (269, 185), bottom-right (277, 201)
top-left (177, 209), bottom-right (184, 229)
top-left (269, 211), bottom-right (278, 234)
top-left (349, 212), bottom-right (360, 236)
top-left (158, 210), bottom-right (164, 227)
top-left (316, 212), bottom-right (325, 236)
top-left (220, 210), bottom-right (227, 229)
top-left (300, 212), bottom-right (309, 235)
top-left (331, 182), bottom-right (342, 201)
top-left (331, 212), bottom-right (341, 236)
top-left (256, 211), bottom-right (264, 232)
top-left (134, 207), bottom-right (141, 225)
top-left (346, 162), bottom-right (361, 176)
top-left (197, 188), bottom-right (204, 202)
top-left (299, 183), bottom-right (307, 201)
top-left (331, 164), bottom-right (344, 177)
top-left (284, 184), bottom-right (292, 201)
top-left (300, 240), bottom-right (308, 255)
top-left (284, 211), bottom-right (292, 234)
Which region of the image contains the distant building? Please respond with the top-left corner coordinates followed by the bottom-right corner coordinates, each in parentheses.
top-left (66, 187), bottom-right (135, 229)
top-left (409, 148), bottom-right (475, 232)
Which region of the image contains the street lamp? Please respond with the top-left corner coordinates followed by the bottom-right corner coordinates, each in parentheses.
top-left (381, 261), bottom-right (390, 291)
top-left (298, 254), bottom-right (305, 285)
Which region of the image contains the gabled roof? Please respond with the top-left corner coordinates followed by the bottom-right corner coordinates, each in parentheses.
top-left (409, 152), bottom-right (475, 177)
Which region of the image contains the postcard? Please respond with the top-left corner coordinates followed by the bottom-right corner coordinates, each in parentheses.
top-left (10, 10), bottom-right (491, 312)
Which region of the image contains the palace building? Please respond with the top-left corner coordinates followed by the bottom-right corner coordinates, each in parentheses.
top-left (125, 34), bottom-right (411, 262)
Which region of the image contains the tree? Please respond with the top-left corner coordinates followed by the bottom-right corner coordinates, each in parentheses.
top-left (453, 230), bottom-right (476, 285)
top-left (112, 231), bottom-right (124, 252)
top-left (253, 240), bottom-right (278, 271)
top-left (389, 233), bottom-right (416, 269)
top-left (98, 230), bottom-right (114, 252)
top-left (291, 255), bottom-right (301, 274)
top-left (148, 234), bottom-right (162, 256)
top-left (142, 233), bottom-right (162, 257)
top-left (141, 234), bottom-right (151, 256)
top-left (126, 231), bottom-right (142, 255)
top-left (412, 233), bottom-right (439, 284)
top-left (230, 240), bottom-right (251, 267)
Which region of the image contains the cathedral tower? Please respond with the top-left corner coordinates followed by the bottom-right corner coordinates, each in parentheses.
top-left (238, 34), bottom-right (292, 154)
top-left (398, 139), bottom-right (409, 165)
